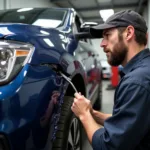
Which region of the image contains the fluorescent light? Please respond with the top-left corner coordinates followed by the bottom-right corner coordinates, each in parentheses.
top-left (98, 0), bottom-right (112, 3)
top-left (99, 9), bottom-right (114, 22)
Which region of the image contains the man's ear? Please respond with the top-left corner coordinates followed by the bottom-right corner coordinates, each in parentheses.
top-left (125, 25), bottom-right (135, 41)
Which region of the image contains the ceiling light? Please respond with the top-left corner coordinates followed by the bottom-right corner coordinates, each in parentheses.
top-left (98, 0), bottom-right (112, 3)
top-left (99, 9), bottom-right (114, 22)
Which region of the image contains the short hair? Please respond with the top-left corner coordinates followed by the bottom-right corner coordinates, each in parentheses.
top-left (117, 27), bottom-right (147, 46)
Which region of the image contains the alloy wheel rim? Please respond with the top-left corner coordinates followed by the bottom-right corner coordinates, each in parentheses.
top-left (67, 117), bottom-right (81, 150)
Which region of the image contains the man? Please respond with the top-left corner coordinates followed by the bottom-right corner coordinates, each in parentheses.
top-left (71, 10), bottom-right (150, 150)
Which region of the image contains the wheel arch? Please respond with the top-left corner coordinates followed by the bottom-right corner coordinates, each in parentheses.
top-left (65, 74), bottom-right (86, 97)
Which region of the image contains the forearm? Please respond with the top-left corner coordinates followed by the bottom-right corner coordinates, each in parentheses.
top-left (92, 110), bottom-right (112, 126)
top-left (79, 111), bottom-right (102, 144)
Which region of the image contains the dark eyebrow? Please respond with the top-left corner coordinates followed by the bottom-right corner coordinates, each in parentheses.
top-left (103, 30), bottom-right (109, 36)
top-left (103, 28), bottom-right (114, 36)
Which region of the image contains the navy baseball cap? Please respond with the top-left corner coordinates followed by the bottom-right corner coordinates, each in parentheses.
top-left (90, 10), bottom-right (147, 38)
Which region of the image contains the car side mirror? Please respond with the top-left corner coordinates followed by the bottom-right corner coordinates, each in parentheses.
top-left (80, 22), bottom-right (98, 29)
top-left (79, 22), bottom-right (98, 33)
top-left (74, 21), bottom-right (99, 40)
top-left (74, 32), bottom-right (92, 39)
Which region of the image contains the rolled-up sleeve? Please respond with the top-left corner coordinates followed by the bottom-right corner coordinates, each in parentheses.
top-left (92, 81), bottom-right (150, 150)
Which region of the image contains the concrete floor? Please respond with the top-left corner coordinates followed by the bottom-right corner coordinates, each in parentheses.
top-left (82, 80), bottom-right (115, 150)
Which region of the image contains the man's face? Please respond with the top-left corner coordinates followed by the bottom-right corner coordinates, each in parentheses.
top-left (100, 28), bottom-right (128, 66)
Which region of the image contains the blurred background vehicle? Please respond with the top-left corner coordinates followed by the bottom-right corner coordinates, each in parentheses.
top-left (100, 59), bottom-right (111, 79)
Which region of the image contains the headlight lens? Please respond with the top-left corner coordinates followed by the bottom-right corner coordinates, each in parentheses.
top-left (0, 40), bottom-right (34, 84)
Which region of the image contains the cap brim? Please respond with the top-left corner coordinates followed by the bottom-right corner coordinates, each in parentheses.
top-left (90, 23), bottom-right (116, 38)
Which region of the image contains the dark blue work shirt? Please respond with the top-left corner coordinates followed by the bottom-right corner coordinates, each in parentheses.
top-left (92, 48), bottom-right (150, 150)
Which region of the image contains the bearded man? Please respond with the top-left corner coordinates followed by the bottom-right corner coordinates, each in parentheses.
top-left (71, 10), bottom-right (150, 150)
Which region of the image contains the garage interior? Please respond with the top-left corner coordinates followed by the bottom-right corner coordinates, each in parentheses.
top-left (0, 0), bottom-right (149, 150)
top-left (0, 0), bottom-right (149, 56)
top-left (52, 0), bottom-right (147, 23)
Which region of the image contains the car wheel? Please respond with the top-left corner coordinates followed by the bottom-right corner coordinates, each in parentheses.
top-left (52, 96), bottom-right (82, 150)
top-left (93, 83), bottom-right (102, 110)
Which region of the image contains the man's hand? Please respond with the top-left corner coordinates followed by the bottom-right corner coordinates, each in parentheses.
top-left (71, 93), bottom-right (92, 120)
top-left (71, 92), bottom-right (102, 144)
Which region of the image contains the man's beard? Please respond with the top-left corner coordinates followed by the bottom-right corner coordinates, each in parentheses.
top-left (107, 36), bottom-right (128, 66)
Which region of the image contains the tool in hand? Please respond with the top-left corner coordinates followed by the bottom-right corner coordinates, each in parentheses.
top-left (59, 71), bottom-right (78, 93)
top-left (45, 64), bottom-right (78, 93)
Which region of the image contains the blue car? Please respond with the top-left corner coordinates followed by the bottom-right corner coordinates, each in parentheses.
top-left (0, 8), bottom-right (102, 150)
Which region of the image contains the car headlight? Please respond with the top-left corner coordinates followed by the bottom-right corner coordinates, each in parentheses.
top-left (0, 40), bottom-right (34, 84)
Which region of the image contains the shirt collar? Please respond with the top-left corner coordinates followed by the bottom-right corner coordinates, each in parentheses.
top-left (121, 48), bottom-right (150, 77)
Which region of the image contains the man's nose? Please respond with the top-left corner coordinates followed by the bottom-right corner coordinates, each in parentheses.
top-left (100, 39), bottom-right (107, 47)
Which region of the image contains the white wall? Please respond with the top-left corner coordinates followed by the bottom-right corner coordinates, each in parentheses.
top-left (0, 0), bottom-right (5, 10)
top-left (0, 0), bottom-right (57, 10)
top-left (91, 39), bottom-right (107, 60)
top-left (147, 0), bottom-right (150, 48)
top-left (142, 4), bottom-right (149, 47)
top-left (143, 6), bottom-right (148, 25)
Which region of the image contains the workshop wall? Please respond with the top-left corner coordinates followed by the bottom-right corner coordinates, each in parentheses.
top-left (0, 0), bottom-right (57, 10)
top-left (0, 1), bottom-right (5, 9)
top-left (91, 39), bottom-right (105, 60)
top-left (143, 5), bottom-right (149, 48)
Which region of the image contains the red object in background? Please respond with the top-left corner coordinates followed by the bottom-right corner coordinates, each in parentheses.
top-left (111, 66), bottom-right (119, 87)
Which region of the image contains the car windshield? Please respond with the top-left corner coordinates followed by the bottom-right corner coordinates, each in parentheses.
top-left (0, 8), bottom-right (67, 28)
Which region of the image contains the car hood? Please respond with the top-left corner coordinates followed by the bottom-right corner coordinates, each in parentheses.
top-left (0, 23), bottom-right (78, 75)
top-left (0, 23), bottom-right (70, 63)
top-left (0, 23), bottom-right (61, 41)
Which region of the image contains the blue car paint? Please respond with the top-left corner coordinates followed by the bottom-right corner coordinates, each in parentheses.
top-left (0, 8), bottom-right (89, 150)
top-left (0, 65), bottom-right (29, 100)
top-left (0, 64), bottom-right (65, 149)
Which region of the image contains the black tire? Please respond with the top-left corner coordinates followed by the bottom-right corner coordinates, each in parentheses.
top-left (52, 96), bottom-right (82, 150)
top-left (93, 83), bottom-right (102, 110)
